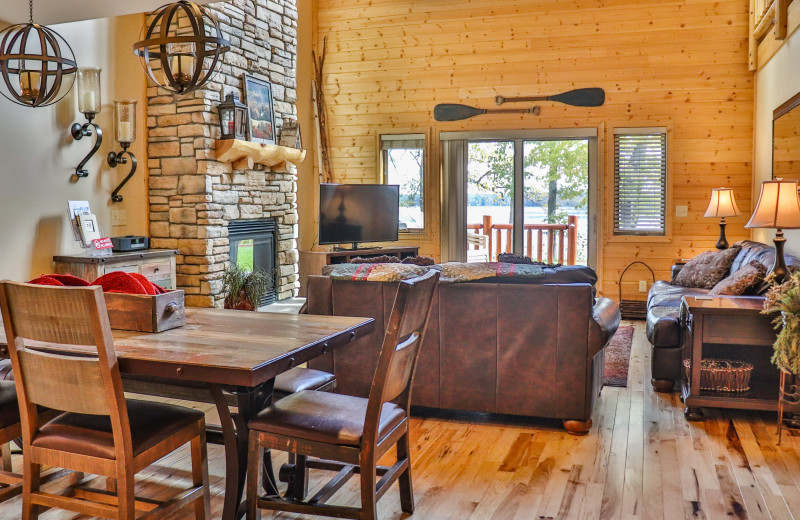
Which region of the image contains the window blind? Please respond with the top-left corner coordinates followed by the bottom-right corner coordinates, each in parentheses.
top-left (613, 131), bottom-right (667, 235)
top-left (380, 134), bottom-right (425, 150)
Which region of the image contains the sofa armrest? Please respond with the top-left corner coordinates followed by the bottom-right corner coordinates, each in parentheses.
top-left (589, 297), bottom-right (620, 358)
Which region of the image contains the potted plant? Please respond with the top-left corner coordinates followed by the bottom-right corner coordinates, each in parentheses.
top-left (763, 272), bottom-right (800, 374)
top-left (222, 264), bottom-right (272, 311)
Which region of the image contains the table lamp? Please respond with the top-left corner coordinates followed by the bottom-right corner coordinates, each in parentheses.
top-left (746, 179), bottom-right (800, 284)
top-left (704, 187), bottom-right (741, 249)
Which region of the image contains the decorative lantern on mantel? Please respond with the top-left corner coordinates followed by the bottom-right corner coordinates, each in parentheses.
top-left (217, 92), bottom-right (248, 140)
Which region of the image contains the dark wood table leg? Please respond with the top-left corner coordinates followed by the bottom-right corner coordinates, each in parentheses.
top-left (209, 380), bottom-right (275, 520)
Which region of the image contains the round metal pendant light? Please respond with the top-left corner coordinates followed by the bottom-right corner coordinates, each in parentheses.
top-left (133, 1), bottom-right (230, 95)
top-left (0, 0), bottom-right (77, 108)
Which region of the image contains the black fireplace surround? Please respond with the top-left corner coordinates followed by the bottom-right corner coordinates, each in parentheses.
top-left (228, 218), bottom-right (278, 306)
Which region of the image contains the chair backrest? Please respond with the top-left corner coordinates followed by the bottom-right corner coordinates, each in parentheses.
top-left (363, 270), bottom-right (438, 446)
top-left (0, 281), bottom-right (131, 456)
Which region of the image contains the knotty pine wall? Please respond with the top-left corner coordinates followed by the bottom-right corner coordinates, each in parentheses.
top-left (304, 0), bottom-right (754, 298)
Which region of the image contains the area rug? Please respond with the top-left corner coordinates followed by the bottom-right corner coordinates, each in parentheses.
top-left (603, 325), bottom-right (634, 387)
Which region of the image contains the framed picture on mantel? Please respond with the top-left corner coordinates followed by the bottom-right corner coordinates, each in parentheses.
top-left (242, 73), bottom-right (276, 145)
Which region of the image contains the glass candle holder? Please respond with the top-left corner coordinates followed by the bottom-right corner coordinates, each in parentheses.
top-left (76, 67), bottom-right (101, 114)
top-left (113, 100), bottom-right (137, 144)
top-left (19, 69), bottom-right (42, 101)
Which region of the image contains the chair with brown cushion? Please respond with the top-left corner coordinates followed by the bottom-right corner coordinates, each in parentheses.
top-left (0, 281), bottom-right (211, 520)
top-left (246, 269), bottom-right (439, 520)
top-left (273, 367), bottom-right (336, 401)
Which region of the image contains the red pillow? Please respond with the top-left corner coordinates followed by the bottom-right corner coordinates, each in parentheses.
top-left (28, 276), bottom-right (64, 286)
top-left (92, 272), bottom-right (148, 295)
top-left (46, 274), bottom-right (90, 286)
top-left (128, 273), bottom-right (158, 296)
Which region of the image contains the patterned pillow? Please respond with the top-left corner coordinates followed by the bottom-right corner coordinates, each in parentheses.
top-left (709, 260), bottom-right (767, 296)
top-left (674, 246), bottom-right (741, 289)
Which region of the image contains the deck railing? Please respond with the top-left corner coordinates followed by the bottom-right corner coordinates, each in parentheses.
top-left (467, 214), bottom-right (578, 265)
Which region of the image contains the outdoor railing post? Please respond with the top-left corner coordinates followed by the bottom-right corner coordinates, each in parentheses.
top-left (483, 215), bottom-right (493, 261)
top-left (567, 215), bottom-right (578, 265)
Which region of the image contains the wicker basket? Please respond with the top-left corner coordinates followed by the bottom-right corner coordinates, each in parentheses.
top-left (618, 261), bottom-right (655, 320)
top-left (683, 358), bottom-right (754, 393)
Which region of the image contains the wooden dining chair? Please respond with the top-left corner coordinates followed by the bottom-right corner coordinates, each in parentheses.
top-left (0, 281), bottom-right (211, 520)
top-left (273, 367), bottom-right (336, 401)
top-left (246, 269), bottom-right (439, 520)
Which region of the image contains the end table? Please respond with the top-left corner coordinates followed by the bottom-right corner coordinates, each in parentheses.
top-left (681, 295), bottom-right (800, 421)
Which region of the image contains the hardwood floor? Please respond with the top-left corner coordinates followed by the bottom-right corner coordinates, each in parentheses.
top-left (1, 320), bottom-right (799, 519)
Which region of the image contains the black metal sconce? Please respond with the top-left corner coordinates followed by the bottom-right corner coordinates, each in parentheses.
top-left (107, 100), bottom-right (138, 203)
top-left (70, 67), bottom-right (102, 179)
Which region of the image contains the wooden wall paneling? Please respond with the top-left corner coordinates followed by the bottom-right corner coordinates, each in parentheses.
top-left (311, 0), bottom-right (755, 295)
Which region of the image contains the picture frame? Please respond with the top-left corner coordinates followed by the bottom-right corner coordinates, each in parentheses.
top-left (279, 119), bottom-right (301, 149)
top-left (242, 73), bottom-right (276, 145)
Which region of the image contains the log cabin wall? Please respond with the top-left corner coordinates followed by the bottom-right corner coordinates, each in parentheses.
top-left (307, 0), bottom-right (754, 298)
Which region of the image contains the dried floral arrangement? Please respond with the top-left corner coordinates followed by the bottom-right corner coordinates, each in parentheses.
top-left (763, 271), bottom-right (800, 374)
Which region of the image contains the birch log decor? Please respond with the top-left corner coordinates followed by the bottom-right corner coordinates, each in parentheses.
top-left (313, 36), bottom-right (332, 183)
top-left (215, 139), bottom-right (307, 172)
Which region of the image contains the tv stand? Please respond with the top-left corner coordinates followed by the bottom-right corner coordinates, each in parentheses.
top-left (298, 245), bottom-right (420, 297)
top-left (333, 243), bottom-right (382, 252)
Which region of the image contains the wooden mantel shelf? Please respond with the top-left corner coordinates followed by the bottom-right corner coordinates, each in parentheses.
top-left (215, 139), bottom-right (307, 172)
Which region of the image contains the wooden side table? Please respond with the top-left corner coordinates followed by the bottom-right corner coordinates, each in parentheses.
top-left (53, 250), bottom-right (178, 290)
top-left (681, 295), bottom-right (800, 420)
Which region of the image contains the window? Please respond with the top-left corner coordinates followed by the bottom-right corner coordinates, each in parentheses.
top-left (613, 129), bottom-right (667, 235)
top-left (381, 134), bottom-right (425, 231)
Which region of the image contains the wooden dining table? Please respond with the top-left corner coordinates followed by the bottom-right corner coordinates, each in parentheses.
top-left (0, 307), bottom-right (375, 520)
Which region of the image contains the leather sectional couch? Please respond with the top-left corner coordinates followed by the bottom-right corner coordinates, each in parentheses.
top-left (646, 240), bottom-right (800, 391)
top-left (303, 264), bottom-right (620, 434)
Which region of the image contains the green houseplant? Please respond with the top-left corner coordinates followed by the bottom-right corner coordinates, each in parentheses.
top-left (222, 264), bottom-right (273, 311)
top-left (763, 271), bottom-right (800, 374)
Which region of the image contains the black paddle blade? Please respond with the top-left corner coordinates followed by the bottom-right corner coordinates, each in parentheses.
top-left (434, 103), bottom-right (487, 121)
top-left (548, 87), bottom-right (605, 107)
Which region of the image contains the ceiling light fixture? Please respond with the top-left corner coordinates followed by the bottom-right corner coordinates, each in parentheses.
top-left (133, 1), bottom-right (229, 95)
top-left (0, 0), bottom-right (77, 107)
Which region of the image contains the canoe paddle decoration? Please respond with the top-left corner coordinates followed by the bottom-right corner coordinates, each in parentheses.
top-left (433, 88), bottom-right (605, 122)
top-left (434, 104), bottom-right (540, 122)
top-left (495, 87), bottom-right (605, 107)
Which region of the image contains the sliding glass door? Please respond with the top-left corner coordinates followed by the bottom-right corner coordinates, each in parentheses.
top-left (443, 130), bottom-right (596, 267)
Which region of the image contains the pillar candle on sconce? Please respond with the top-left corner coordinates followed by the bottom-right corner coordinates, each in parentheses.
top-left (108, 100), bottom-right (138, 203)
top-left (70, 67), bottom-right (103, 180)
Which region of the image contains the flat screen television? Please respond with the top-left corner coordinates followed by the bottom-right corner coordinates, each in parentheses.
top-left (319, 183), bottom-right (399, 249)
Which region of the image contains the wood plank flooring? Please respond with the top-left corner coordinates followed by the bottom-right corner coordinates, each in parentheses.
top-left (1, 320), bottom-right (799, 519)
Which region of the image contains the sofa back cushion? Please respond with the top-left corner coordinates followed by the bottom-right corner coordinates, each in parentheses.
top-left (730, 240), bottom-right (800, 275)
top-left (674, 246), bottom-right (741, 289)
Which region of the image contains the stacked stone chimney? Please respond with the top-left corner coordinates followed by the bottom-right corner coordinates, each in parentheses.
top-left (145, 0), bottom-right (299, 307)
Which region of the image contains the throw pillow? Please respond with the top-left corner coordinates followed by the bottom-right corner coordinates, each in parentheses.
top-left (709, 260), bottom-right (767, 296)
top-left (401, 256), bottom-right (435, 266)
top-left (497, 253), bottom-right (562, 267)
top-left (349, 255), bottom-right (401, 264)
top-left (674, 246), bottom-right (741, 289)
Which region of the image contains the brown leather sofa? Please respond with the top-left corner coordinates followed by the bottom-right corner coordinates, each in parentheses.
top-left (303, 268), bottom-right (620, 433)
top-left (646, 240), bottom-right (800, 391)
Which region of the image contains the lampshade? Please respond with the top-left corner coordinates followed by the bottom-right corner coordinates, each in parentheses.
top-left (704, 188), bottom-right (741, 218)
top-left (746, 179), bottom-right (800, 229)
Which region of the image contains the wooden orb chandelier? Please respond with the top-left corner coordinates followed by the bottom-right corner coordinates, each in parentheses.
top-left (0, 0), bottom-right (77, 108)
top-left (133, 1), bottom-right (230, 95)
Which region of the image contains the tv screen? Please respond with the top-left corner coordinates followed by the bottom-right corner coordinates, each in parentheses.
top-left (319, 184), bottom-right (399, 246)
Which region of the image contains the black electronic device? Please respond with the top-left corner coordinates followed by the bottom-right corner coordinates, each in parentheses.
top-left (111, 235), bottom-right (150, 252)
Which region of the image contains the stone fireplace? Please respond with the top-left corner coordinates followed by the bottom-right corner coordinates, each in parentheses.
top-left (228, 218), bottom-right (278, 305)
top-left (145, 0), bottom-right (299, 307)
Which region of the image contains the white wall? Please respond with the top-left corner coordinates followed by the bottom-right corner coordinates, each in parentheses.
top-left (0, 15), bottom-right (147, 281)
top-left (754, 27), bottom-right (800, 254)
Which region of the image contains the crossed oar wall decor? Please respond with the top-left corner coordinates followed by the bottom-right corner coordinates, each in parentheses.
top-left (433, 87), bottom-right (605, 122)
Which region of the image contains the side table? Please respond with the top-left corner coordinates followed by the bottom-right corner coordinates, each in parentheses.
top-left (681, 295), bottom-right (800, 421)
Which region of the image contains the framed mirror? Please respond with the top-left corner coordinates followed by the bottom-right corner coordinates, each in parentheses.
top-left (773, 91), bottom-right (800, 181)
